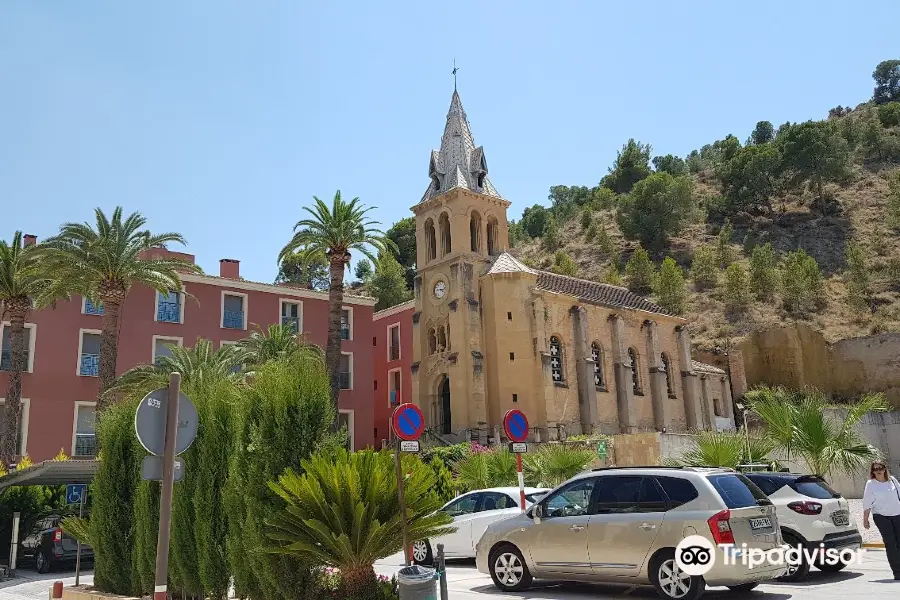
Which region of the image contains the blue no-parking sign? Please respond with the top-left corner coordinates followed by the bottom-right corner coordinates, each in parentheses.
top-left (66, 484), bottom-right (87, 505)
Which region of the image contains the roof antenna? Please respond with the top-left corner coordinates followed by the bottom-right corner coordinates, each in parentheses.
top-left (452, 58), bottom-right (460, 92)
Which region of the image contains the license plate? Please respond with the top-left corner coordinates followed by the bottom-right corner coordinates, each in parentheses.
top-left (749, 517), bottom-right (772, 530)
top-left (832, 512), bottom-right (850, 526)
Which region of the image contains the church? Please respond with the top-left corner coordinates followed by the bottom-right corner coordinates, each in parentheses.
top-left (374, 89), bottom-right (735, 445)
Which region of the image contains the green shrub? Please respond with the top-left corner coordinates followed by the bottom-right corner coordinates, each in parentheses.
top-left (781, 249), bottom-right (825, 314)
top-left (844, 242), bottom-right (871, 311)
top-left (690, 245), bottom-right (719, 290)
top-left (551, 251), bottom-right (579, 276)
top-left (616, 172), bottom-right (695, 252)
top-left (653, 257), bottom-right (687, 314)
top-left (750, 243), bottom-right (780, 300)
top-left (580, 207), bottom-right (593, 230)
top-left (888, 172), bottom-right (900, 231)
top-left (596, 224), bottom-right (616, 257)
top-left (724, 263), bottom-right (751, 313)
top-left (878, 102), bottom-right (900, 127)
top-left (717, 219), bottom-right (735, 267)
top-left (625, 246), bottom-right (655, 294)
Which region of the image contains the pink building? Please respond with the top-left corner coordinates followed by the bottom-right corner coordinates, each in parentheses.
top-left (0, 245), bottom-right (376, 461)
top-left (372, 300), bottom-right (414, 448)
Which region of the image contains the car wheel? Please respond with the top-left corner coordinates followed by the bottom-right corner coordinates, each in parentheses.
top-left (650, 550), bottom-right (705, 600)
top-left (488, 544), bottom-right (533, 592)
top-left (776, 534), bottom-right (810, 582)
top-left (815, 558), bottom-right (848, 573)
top-left (727, 582), bottom-right (759, 592)
top-left (35, 550), bottom-right (50, 574)
top-left (412, 540), bottom-right (433, 566)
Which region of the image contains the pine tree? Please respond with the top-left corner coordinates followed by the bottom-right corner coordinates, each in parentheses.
top-left (717, 219), bottom-right (735, 267)
top-left (653, 257), bottom-right (687, 314)
top-left (781, 249), bottom-right (825, 314)
top-left (581, 206), bottom-right (593, 231)
top-left (888, 172), bottom-right (900, 231)
top-left (690, 245), bottom-right (719, 290)
top-left (542, 215), bottom-right (561, 250)
top-left (750, 242), bottom-right (780, 300)
top-left (724, 263), bottom-right (751, 313)
top-left (596, 224), bottom-right (616, 257)
top-left (844, 242), bottom-right (871, 311)
top-left (552, 251), bottom-right (579, 276)
top-left (625, 246), bottom-right (655, 294)
top-left (603, 264), bottom-right (624, 286)
top-left (370, 252), bottom-right (413, 311)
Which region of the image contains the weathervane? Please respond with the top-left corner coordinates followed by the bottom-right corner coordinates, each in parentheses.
top-left (452, 58), bottom-right (460, 91)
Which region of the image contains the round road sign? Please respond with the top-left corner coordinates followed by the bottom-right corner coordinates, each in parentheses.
top-left (392, 403), bottom-right (425, 441)
top-left (134, 388), bottom-right (199, 456)
top-left (503, 409), bottom-right (529, 443)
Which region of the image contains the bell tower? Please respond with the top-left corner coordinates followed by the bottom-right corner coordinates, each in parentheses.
top-left (410, 89), bottom-right (511, 441)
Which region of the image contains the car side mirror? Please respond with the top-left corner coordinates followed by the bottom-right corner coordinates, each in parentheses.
top-left (533, 504), bottom-right (543, 523)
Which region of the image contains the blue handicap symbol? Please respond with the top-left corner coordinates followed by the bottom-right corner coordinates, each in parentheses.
top-left (66, 484), bottom-right (87, 505)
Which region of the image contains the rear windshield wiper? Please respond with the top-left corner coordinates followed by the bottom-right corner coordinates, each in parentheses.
top-left (755, 498), bottom-right (773, 506)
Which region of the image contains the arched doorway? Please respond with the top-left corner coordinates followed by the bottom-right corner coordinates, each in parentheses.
top-left (439, 376), bottom-right (451, 435)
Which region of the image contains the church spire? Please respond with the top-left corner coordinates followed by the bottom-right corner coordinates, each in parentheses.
top-left (421, 89), bottom-right (501, 203)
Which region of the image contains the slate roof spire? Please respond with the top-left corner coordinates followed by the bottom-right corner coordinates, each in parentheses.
top-left (421, 89), bottom-right (502, 203)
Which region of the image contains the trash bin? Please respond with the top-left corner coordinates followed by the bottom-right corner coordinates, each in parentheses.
top-left (397, 564), bottom-right (438, 600)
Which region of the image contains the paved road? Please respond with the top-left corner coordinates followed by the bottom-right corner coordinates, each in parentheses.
top-left (1, 552), bottom-right (896, 600)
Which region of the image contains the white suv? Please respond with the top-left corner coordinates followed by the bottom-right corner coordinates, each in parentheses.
top-left (743, 471), bottom-right (862, 581)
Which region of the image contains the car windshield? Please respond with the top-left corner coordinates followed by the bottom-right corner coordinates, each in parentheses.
top-left (791, 475), bottom-right (841, 499)
top-left (708, 473), bottom-right (770, 508)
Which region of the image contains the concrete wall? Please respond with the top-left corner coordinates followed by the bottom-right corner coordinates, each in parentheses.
top-left (740, 324), bottom-right (900, 408)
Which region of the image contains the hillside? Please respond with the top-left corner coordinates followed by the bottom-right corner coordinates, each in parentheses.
top-left (507, 91), bottom-right (900, 352)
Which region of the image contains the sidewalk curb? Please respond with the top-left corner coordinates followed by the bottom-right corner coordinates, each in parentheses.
top-left (863, 542), bottom-right (885, 548)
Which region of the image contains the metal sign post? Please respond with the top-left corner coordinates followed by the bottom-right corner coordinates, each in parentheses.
top-left (153, 372), bottom-right (181, 600)
top-left (503, 410), bottom-right (530, 512)
top-left (75, 490), bottom-right (85, 585)
top-left (391, 403), bottom-right (425, 566)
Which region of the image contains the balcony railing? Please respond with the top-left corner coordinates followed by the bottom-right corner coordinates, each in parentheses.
top-left (80, 353), bottom-right (100, 377)
top-left (84, 299), bottom-right (104, 315)
top-left (157, 300), bottom-right (181, 323)
top-left (281, 316), bottom-right (299, 333)
top-left (74, 434), bottom-right (97, 457)
top-left (339, 372), bottom-right (351, 390)
top-left (223, 309), bottom-right (244, 329)
top-left (0, 349), bottom-right (10, 371)
top-left (340, 325), bottom-right (350, 340)
top-left (389, 345), bottom-right (400, 361)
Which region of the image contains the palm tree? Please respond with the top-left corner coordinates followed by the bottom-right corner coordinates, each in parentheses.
top-left (279, 192), bottom-right (395, 428)
top-left (42, 207), bottom-right (200, 412)
top-left (523, 444), bottom-right (596, 488)
top-left (0, 232), bottom-right (54, 464)
top-left (237, 323), bottom-right (324, 370)
top-left (267, 448), bottom-right (454, 598)
top-left (106, 338), bottom-right (246, 400)
top-left (666, 430), bottom-right (778, 470)
top-left (747, 385), bottom-right (888, 478)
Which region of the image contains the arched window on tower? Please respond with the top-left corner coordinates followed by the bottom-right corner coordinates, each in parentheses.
top-left (487, 218), bottom-right (499, 256)
top-left (427, 328), bottom-right (437, 355)
top-left (628, 348), bottom-right (643, 395)
top-left (439, 213), bottom-right (452, 256)
top-left (424, 219), bottom-right (437, 263)
top-left (591, 342), bottom-right (606, 389)
top-left (437, 326), bottom-right (447, 352)
top-left (661, 353), bottom-right (675, 398)
top-left (549, 336), bottom-right (564, 383)
top-left (470, 211), bottom-right (482, 253)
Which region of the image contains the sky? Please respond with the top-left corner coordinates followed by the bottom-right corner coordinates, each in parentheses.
top-left (0, 1), bottom-right (895, 283)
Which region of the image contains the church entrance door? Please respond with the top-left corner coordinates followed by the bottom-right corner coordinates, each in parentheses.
top-left (439, 377), bottom-right (451, 435)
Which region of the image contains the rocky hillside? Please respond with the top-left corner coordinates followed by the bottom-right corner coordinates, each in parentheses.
top-left (508, 77), bottom-right (900, 352)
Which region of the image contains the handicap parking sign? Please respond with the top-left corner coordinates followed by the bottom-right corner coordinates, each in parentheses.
top-left (66, 484), bottom-right (87, 505)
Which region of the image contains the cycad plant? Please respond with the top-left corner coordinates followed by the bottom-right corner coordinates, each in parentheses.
top-left (267, 448), bottom-right (454, 599)
top-left (523, 444), bottom-right (596, 488)
top-left (667, 430), bottom-right (777, 470)
top-left (279, 192), bottom-right (395, 429)
top-left (747, 385), bottom-right (888, 477)
top-left (42, 207), bottom-right (200, 412)
top-left (237, 323), bottom-right (324, 370)
top-left (452, 448), bottom-right (519, 492)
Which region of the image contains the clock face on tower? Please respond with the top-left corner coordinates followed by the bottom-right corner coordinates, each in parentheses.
top-left (433, 281), bottom-right (446, 299)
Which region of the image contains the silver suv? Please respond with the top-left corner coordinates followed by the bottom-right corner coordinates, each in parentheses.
top-left (475, 466), bottom-right (787, 600)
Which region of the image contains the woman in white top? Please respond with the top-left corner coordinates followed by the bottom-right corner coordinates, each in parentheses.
top-left (862, 461), bottom-right (900, 580)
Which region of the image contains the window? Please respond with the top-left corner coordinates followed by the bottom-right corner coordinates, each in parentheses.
top-left (549, 336), bottom-right (564, 383)
top-left (222, 293), bottom-right (246, 330)
top-left (82, 297), bottom-right (104, 316)
top-left (280, 300), bottom-right (302, 333)
top-left (438, 212), bottom-right (452, 256)
top-left (73, 403), bottom-right (97, 457)
top-left (655, 476), bottom-right (700, 509)
top-left (442, 494), bottom-right (479, 517)
top-left (153, 336), bottom-right (182, 365)
top-left (512, 394), bottom-right (518, 403)
top-left (156, 290), bottom-right (183, 324)
top-left (509, 352), bottom-right (515, 361)
top-left (661, 353), bottom-right (675, 398)
top-left (388, 324), bottom-right (400, 361)
top-left (628, 348), bottom-right (642, 395)
top-left (78, 330), bottom-right (101, 376)
top-left (470, 211), bottom-right (482, 253)
top-left (389, 369), bottom-right (401, 406)
top-left (339, 353), bottom-right (352, 390)
top-left (0, 398), bottom-right (29, 456)
top-left (338, 410), bottom-right (354, 451)
top-left (708, 474), bottom-right (770, 509)
top-left (507, 312), bottom-right (512, 320)
top-left (1, 323), bottom-right (36, 373)
top-left (542, 477), bottom-right (597, 518)
top-left (591, 342), bottom-right (605, 389)
top-left (480, 492), bottom-right (516, 511)
top-left (487, 218), bottom-right (499, 256)
top-left (713, 398), bottom-right (723, 417)
top-left (424, 218), bottom-right (437, 262)
top-left (341, 308), bottom-right (353, 340)
top-left (595, 476), bottom-right (641, 514)
top-left (436, 326), bottom-right (447, 352)
top-left (427, 328), bottom-right (437, 354)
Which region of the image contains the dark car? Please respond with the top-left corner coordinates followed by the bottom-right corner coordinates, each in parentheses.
top-left (19, 514), bottom-right (93, 573)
